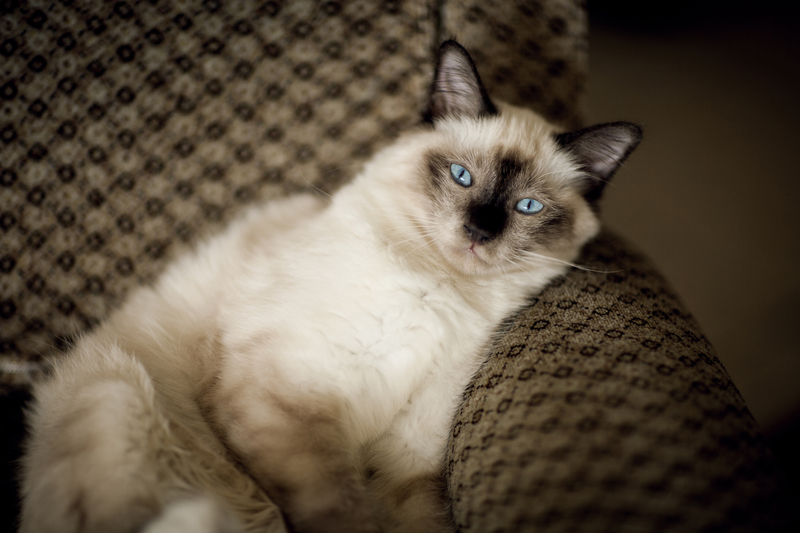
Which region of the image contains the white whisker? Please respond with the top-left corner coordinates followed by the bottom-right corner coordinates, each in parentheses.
top-left (297, 171), bottom-right (333, 199)
top-left (518, 250), bottom-right (622, 274)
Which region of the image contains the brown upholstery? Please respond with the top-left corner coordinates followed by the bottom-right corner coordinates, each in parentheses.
top-left (447, 230), bottom-right (793, 531)
top-left (0, 1), bottom-right (794, 531)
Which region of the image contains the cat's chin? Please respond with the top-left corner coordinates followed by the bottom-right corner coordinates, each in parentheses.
top-left (443, 243), bottom-right (496, 276)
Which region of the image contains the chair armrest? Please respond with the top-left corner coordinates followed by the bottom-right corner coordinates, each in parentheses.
top-left (446, 230), bottom-right (795, 532)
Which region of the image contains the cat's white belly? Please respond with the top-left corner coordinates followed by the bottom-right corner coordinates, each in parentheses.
top-left (219, 240), bottom-right (493, 447)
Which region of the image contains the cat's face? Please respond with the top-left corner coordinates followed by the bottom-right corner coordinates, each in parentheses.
top-left (406, 40), bottom-right (641, 277)
top-left (417, 107), bottom-right (600, 276)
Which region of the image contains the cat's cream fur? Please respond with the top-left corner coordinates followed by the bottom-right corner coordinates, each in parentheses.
top-left (19, 42), bottom-right (640, 533)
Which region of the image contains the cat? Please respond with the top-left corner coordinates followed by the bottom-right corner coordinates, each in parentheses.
top-left (19, 40), bottom-right (641, 533)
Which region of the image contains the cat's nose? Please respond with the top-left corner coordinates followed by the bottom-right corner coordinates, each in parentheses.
top-left (463, 224), bottom-right (494, 244)
top-left (464, 203), bottom-right (506, 244)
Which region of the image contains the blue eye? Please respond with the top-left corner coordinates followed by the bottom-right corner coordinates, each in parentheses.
top-left (516, 198), bottom-right (544, 215)
top-left (450, 163), bottom-right (472, 187)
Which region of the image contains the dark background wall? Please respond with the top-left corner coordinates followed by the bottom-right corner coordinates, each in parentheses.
top-left (588, 0), bottom-right (800, 505)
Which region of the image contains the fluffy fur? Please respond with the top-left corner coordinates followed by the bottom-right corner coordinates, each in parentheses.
top-left (19, 41), bottom-right (641, 533)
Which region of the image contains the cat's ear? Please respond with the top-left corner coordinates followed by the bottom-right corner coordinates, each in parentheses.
top-left (554, 122), bottom-right (643, 202)
top-left (424, 40), bottom-right (498, 123)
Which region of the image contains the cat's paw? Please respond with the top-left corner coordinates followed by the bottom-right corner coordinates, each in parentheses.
top-left (282, 486), bottom-right (382, 533)
top-left (142, 496), bottom-right (242, 533)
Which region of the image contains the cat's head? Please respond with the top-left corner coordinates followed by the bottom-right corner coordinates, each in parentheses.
top-left (409, 40), bottom-right (642, 276)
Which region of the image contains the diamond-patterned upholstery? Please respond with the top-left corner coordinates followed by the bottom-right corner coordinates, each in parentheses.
top-left (0, 1), bottom-right (795, 531)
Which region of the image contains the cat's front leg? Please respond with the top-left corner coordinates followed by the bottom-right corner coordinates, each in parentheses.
top-left (370, 470), bottom-right (454, 533)
top-left (364, 416), bottom-right (456, 531)
top-left (208, 386), bottom-right (380, 533)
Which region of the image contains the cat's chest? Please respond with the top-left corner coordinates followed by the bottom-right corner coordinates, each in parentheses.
top-left (221, 243), bottom-right (494, 397)
top-left (283, 271), bottom-right (481, 363)
top-left (320, 274), bottom-right (476, 362)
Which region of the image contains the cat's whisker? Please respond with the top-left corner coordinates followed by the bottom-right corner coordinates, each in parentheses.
top-left (517, 250), bottom-right (623, 274)
top-left (517, 252), bottom-right (585, 271)
top-left (376, 212), bottom-right (425, 222)
top-left (389, 232), bottom-right (436, 249)
top-left (499, 255), bottom-right (549, 285)
top-left (403, 234), bottom-right (437, 257)
top-left (296, 171), bottom-right (334, 199)
top-left (368, 222), bottom-right (438, 259)
top-left (496, 256), bottom-right (521, 291)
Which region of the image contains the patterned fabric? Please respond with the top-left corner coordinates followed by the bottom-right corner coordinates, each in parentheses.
top-left (0, 0), bottom-right (437, 385)
top-left (1, 0), bottom-right (794, 531)
top-left (441, 0), bottom-right (587, 130)
top-left (446, 230), bottom-right (794, 532)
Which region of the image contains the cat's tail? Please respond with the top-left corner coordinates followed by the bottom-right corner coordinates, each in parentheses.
top-left (18, 338), bottom-right (281, 533)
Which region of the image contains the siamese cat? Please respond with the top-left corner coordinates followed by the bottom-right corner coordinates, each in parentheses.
top-left (19, 41), bottom-right (641, 533)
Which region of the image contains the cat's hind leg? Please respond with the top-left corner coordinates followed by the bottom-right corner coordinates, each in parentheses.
top-left (209, 383), bottom-right (382, 533)
top-left (18, 339), bottom-right (241, 533)
top-left (142, 495), bottom-right (240, 533)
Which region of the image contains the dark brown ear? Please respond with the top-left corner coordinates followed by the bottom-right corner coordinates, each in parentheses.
top-left (423, 40), bottom-right (497, 123)
top-left (554, 122), bottom-right (643, 202)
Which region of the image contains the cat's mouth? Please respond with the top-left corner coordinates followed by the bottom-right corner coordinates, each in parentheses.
top-left (466, 242), bottom-right (486, 259)
top-left (426, 217), bottom-right (496, 274)
top-left (453, 241), bottom-right (490, 271)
